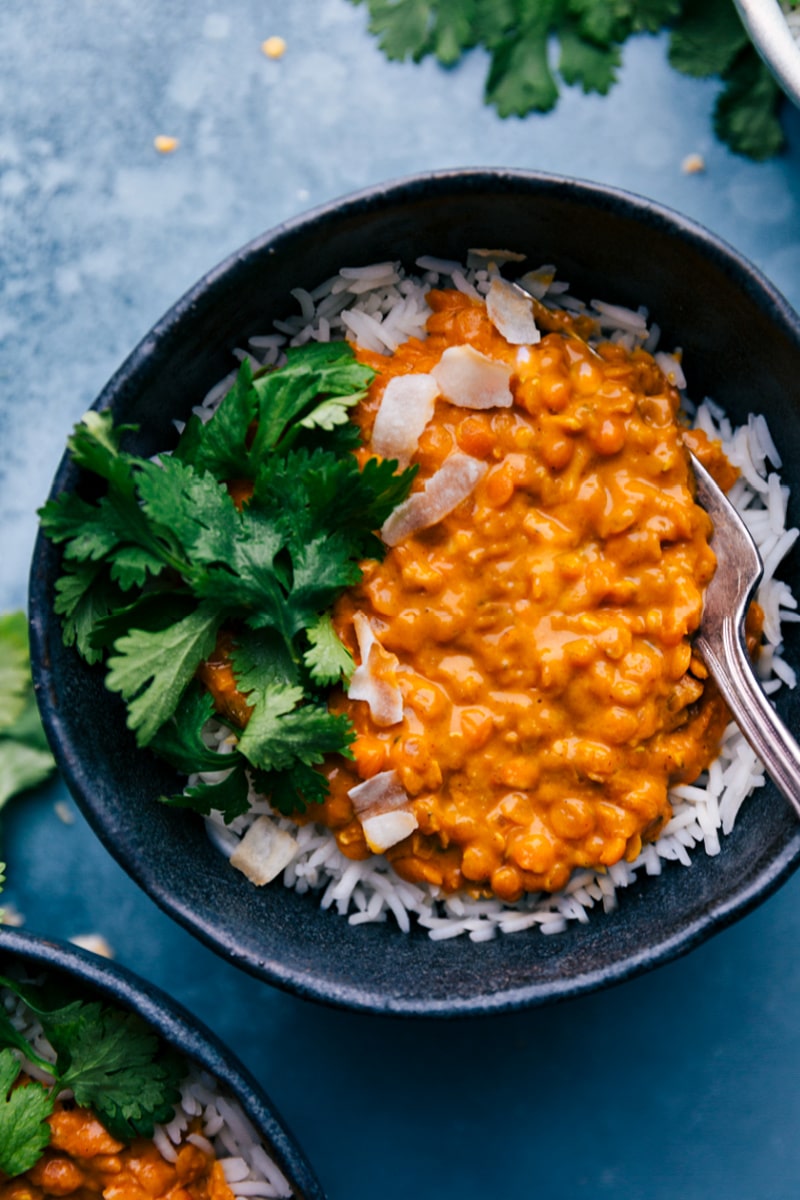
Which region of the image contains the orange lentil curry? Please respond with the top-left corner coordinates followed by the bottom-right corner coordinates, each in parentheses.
top-left (0, 1094), bottom-right (232, 1200)
top-left (201, 286), bottom-right (758, 903)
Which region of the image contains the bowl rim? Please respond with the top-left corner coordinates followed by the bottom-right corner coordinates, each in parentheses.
top-left (0, 927), bottom-right (326, 1198)
top-left (28, 166), bottom-right (800, 1017)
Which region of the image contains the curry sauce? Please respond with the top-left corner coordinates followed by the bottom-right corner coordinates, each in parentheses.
top-left (203, 287), bottom-right (750, 902)
top-left (317, 290), bottom-right (747, 899)
top-left (0, 1096), bottom-right (233, 1200)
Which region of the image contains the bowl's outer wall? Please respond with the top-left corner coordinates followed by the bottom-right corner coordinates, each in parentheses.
top-left (0, 929), bottom-right (326, 1199)
top-left (29, 170), bottom-right (800, 1015)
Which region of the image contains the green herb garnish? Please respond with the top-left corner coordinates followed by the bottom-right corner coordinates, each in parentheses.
top-left (40, 342), bottom-right (415, 820)
top-left (0, 612), bottom-right (56, 811)
top-left (349, 0), bottom-right (786, 160)
top-left (0, 976), bottom-right (184, 1175)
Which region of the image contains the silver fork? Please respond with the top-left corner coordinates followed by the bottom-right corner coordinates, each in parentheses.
top-left (691, 453), bottom-right (800, 817)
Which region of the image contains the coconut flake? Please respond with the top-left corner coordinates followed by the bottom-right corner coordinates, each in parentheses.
top-left (518, 265), bottom-right (557, 299)
top-left (381, 452), bottom-right (488, 546)
top-left (361, 810), bottom-right (419, 853)
top-left (486, 277), bottom-right (541, 345)
top-left (371, 373), bottom-right (439, 465)
top-left (347, 612), bottom-right (404, 726)
top-left (348, 769), bottom-right (410, 817)
top-left (467, 248), bottom-right (527, 266)
top-left (431, 344), bottom-right (513, 410)
top-left (229, 816), bottom-right (298, 885)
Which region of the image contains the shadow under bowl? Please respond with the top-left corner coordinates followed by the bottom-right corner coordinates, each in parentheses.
top-left (0, 927), bottom-right (325, 1198)
top-left (28, 168), bottom-right (800, 1016)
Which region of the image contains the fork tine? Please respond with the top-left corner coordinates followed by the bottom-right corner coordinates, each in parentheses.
top-left (690, 451), bottom-right (800, 817)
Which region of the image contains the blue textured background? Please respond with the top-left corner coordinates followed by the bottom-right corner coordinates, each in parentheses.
top-left (3, 3), bottom-right (800, 1197)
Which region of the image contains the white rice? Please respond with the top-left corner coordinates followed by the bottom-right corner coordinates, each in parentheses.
top-left (193, 255), bottom-right (797, 942)
top-left (1, 981), bottom-right (292, 1198)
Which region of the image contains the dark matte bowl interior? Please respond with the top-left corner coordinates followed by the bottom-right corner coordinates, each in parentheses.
top-left (29, 168), bottom-right (800, 1016)
top-left (0, 928), bottom-right (324, 1198)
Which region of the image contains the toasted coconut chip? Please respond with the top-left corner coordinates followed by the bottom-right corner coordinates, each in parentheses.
top-left (348, 768), bottom-right (410, 817)
top-left (371, 373), bottom-right (439, 465)
top-left (381, 452), bottom-right (488, 547)
top-left (467, 248), bottom-right (527, 267)
top-left (229, 816), bottom-right (298, 885)
top-left (347, 611), bottom-right (404, 726)
top-left (486, 277), bottom-right (541, 346)
top-left (361, 809), bottom-right (419, 854)
top-left (518, 265), bottom-right (557, 300)
top-left (431, 344), bottom-right (513, 411)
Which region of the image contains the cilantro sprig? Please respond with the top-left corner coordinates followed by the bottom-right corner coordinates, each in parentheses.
top-left (40, 342), bottom-right (415, 820)
top-left (350, 0), bottom-right (787, 160)
top-left (0, 976), bottom-right (184, 1176)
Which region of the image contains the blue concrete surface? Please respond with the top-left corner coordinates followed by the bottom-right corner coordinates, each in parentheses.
top-left (3, 3), bottom-right (800, 1197)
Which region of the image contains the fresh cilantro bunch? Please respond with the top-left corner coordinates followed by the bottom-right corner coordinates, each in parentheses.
top-left (350, 0), bottom-right (786, 159)
top-left (0, 612), bottom-right (56, 810)
top-left (40, 342), bottom-right (414, 822)
top-left (0, 975), bottom-right (185, 1176)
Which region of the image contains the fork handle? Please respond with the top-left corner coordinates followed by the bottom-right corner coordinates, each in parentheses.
top-left (697, 621), bottom-right (800, 819)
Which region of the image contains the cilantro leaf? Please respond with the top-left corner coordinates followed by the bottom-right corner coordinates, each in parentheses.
top-left (160, 761), bottom-right (251, 824)
top-left (471, 0), bottom-right (518, 46)
top-left (630, 0), bottom-right (682, 34)
top-left (149, 683), bottom-right (241, 774)
top-left (304, 613), bottom-right (355, 686)
top-left (0, 613), bottom-right (30, 731)
top-left (569, 0), bottom-right (632, 46)
top-left (354, 0), bottom-right (435, 60)
top-left (430, 0), bottom-right (479, 64)
top-left (0, 1051), bottom-right (53, 1177)
top-left (351, 0), bottom-right (789, 160)
top-left (250, 342), bottom-right (375, 456)
top-left (252, 761), bottom-right (332, 816)
top-left (54, 1007), bottom-right (183, 1140)
top-left (230, 629), bottom-right (353, 809)
top-left (668, 0), bottom-right (749, 77)
top-left (715, 49), bottom-right (785, 160)
top-left (485, 14), bottom-right (560, 115)
top-left (558, 18), bottom-right (622, 93)
top-left (42, 341), bottom-right (413, 823)
top-left (173, 362), bottom-right (259, 480)
top-left (0, 743), bottom-right (58, 810)
top-left (0, 613), bottom-right (57, 807)
top-left (65, 411), bottom-right (138, 482)
top-left (105, 604), bottom-right (223, 745)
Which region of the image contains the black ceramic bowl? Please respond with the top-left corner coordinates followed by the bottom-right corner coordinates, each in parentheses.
top-left (29, 169), bottom-right (800, 1016)
top-left (0, 927), bottom-right (324, 1198)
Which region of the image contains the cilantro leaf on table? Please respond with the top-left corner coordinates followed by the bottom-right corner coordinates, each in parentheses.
top-left (485, 1), bottom-right (562, 116)
top-left (667, 0), bottom-right (749, 77)
top-left (351, 0), bottom-right (436, 60)
top-left (715, 50), bottom-right (785, 161)
top-left (0, 614), bottom-right (34, 731)
top-left (0, 1050), bottom-right (53, 1177)
top-left (349, 0), bottom-right (790, 159)
top-left (0, 612), bottom-right (57, 808)
top-left (558, 18), bottom-right (621, 93)
top-left (41, 340), bottom-right (415, 826)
